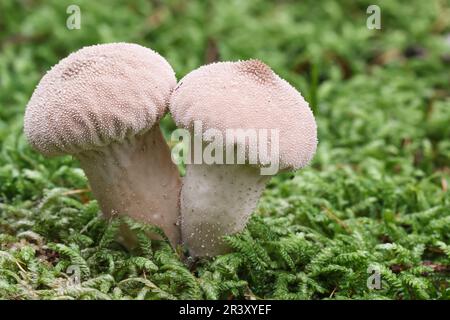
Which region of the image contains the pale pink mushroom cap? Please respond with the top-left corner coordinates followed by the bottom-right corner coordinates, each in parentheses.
top-left (24, 43), bottom-right (176, 156)
top-left (170, 59), bottom-right (317, 171)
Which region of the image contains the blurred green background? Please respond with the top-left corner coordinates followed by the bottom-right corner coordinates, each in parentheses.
top-left (0, 0), bottom-right (449, 299)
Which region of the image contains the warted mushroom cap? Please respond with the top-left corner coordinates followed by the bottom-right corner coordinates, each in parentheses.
top-left (24, 43), bottom-right (176, 156)
top-left (170, 59), bottom-right (317, 170)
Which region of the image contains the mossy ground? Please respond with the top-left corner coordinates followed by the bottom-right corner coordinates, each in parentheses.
top-left (0, 0), bottom-right (449, 299)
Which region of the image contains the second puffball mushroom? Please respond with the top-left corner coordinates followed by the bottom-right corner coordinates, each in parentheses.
top-left (24, 43), bottom-right (181, 247)
top-left (170, 59), bottom-right (318, 257)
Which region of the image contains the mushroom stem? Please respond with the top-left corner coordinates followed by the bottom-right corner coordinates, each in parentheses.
top-left (77, 125), bottom-right (181, 247)
top-left (181, 164), bottom-right (269, 257)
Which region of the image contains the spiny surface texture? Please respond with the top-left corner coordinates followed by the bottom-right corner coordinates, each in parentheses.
top-left (170, 60), bottom-right (318, 170)
top-left (24, 43), bottom-right (176, 156)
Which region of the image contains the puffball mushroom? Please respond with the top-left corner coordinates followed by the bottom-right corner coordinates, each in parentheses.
top-left (24, 43), bottom-right (181, 247)
top-left (170, 59), bottom-right (317, 257)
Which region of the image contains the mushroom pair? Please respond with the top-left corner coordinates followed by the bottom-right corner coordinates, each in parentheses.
top-left (24, 43), bottom-right (317, 258)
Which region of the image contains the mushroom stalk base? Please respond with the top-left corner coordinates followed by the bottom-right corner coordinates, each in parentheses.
top-left (181, 164), bottom-right (269, 257)
top-left (77, 126), bottom-right (181, 247)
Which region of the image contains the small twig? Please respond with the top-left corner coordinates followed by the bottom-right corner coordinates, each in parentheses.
top-left (329, 286), bottom-right (337, 298)
top-left (61, 189), bottom-right (90, 196)
top-left (322, 207), bottom-right (352, 233)
top-left (441, 177), bottom-right (448, 192)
